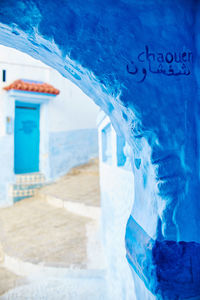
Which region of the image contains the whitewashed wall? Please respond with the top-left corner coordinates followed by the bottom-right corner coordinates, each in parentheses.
top-left (98, 112), bottom-right (136, 300)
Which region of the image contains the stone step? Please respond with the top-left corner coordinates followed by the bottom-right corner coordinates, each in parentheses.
top-left (0, 273), bottom-right (107, 300)
top-left (9, 173), bottom-right (46, 202)
top-left (15, 173), bottom-right (45, 185)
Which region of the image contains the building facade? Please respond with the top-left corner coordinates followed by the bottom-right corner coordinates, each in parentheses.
top-left (0, 45), bottom-right (99, 206)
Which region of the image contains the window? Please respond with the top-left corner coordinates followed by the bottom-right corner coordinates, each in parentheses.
top-left (116, 135), bottom-right (126, 167)
top-left (2, 70), bottom-right (6, 82)
top-left (102, 123), bottom-right (112, 164)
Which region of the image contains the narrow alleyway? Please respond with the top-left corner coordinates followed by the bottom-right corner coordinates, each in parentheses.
top-left (0, 158), bottom-right (106, 299)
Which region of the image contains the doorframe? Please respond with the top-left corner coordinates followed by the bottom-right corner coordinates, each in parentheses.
top-left (7, 90), bottom-right (57, 180)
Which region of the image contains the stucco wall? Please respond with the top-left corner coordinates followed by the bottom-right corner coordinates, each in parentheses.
top-left (100, 163), bottom-right (135, 300)
top-left (98, 113), bottom-right (136, 299)
top-left (0, 136), bottom-right (14, 206)
top-left (49, 128), bottom-right (98, 179)
top-left (47, 69), bottom-right (99, 132)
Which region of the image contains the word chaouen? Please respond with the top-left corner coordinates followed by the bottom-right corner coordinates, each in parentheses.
top-left (138, 46), bottom-right (193, 64)
top-left (127, 45), bottom-right (192, 83)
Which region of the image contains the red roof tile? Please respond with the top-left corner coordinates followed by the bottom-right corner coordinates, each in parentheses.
top-left (4, 79), bottom-right (60, 95)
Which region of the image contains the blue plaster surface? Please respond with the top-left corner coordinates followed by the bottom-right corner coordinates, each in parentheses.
top-left (126, 216), bottom-right (200, 299)
top-left (49, 129), bottom-right (98, 179)
top-left (0, 1), bottom-right (200, 299)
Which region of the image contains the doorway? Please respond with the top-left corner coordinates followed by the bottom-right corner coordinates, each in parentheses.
top-left (14, 101), bottom-right (40, 174)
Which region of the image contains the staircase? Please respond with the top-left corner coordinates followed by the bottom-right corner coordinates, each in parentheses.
top-left (10, 173), bottom-right (46, 203)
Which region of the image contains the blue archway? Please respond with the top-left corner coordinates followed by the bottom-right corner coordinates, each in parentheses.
top-left (0, 1), bottom-right (199, 299)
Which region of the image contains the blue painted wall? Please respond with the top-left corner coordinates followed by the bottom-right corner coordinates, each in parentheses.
top-left (49, 128), bottom-right (98, 179)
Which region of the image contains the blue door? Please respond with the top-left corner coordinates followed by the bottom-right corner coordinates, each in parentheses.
top-left (14, 102), bottom-right (40, 174)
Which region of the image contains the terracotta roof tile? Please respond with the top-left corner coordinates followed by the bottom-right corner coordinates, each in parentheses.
top-left (4, 79), bottom-right (60, 95)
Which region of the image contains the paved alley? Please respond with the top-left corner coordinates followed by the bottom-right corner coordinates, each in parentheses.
top-left (0, 158), bottom-right (106, 298)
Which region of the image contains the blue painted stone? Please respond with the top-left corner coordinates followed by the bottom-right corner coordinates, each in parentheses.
top-left (126, 216), bottom-right (200, 299)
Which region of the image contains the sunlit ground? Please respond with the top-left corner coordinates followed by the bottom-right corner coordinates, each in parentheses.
top-left (0, 158), bottom-right (106, 299)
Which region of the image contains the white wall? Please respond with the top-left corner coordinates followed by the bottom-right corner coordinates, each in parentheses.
top-left (47, 69), bottom-right (100, 132)
top-left (98, 113), bottom-right (136, 300)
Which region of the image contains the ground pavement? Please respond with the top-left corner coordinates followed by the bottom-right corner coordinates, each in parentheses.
top-left (0, 158), bottom-right (106, 299)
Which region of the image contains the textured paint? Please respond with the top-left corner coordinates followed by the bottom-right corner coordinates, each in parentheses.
top-left (49, 129), bottom-right (98, 179)
top-left (126, 216), bottom-right (200, 299)
top-left (0, 1), bottom-right (200, 299)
